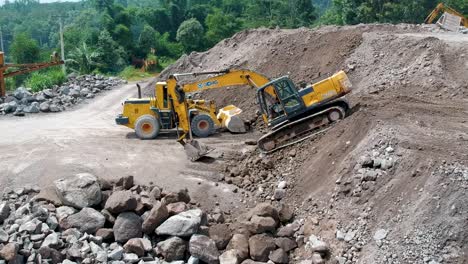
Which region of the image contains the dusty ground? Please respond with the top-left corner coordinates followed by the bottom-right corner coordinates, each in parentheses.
top-left (0, 82), bottom-right (256, 212)
top-left (1, 23), bottom-right (467, 263)
top-left (154, 24), bottom-right (468, 263)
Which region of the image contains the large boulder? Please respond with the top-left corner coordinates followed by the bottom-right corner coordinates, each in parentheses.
top-left (209, 224), bottom-right (232, 250)
top-left (155, 236), bottom-right (187, 261)
top-left (13, 87), bottom-right (31, 100)
top-left (0, 202), bottom-right (10, 224)
top-left (156, 209), bottom-right (203, 237)
top-left (54, 173), bottom-right (102, 209)
top-left (66, 207), bottom-right (105, 234)
top-left (114, 212), bottom-right (142, 243)
top-left (142, 201), bottom-right (168, 234)
top-left (189, 235), bottom-right (220, 264)
top-left (0, 243), bottom-right (18, 261)
top-left (104, 191), bottom-right (137, 214)
top-left (249, 215), bottom-right (277, 234)
top-left (23, 102), bottom-right (40, 113)
top-left (39, 102), bottom-right (50, 112)
top-left (269, 248), bottom-right (288, 264)
top-left (248, 203), bottom-right (279, 224)
top-left (162, 188), bottom-right (191, 204)
top-left (248, 234), bottom-right (276, 262)
top-left (226, 234), bottom-right (249, 261)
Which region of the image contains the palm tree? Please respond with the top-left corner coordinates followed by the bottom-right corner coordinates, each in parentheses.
top-left (66, 43), bottom-right (101, 74)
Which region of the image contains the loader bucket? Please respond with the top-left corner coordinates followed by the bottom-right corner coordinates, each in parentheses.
top-left (217, 105), bottom-right (246, 133)
top-left (184, 140), bottom-right (213, 161)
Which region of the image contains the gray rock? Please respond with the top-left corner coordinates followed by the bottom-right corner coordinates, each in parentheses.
top-left (123, 253), bottom-right (139, 263)
top-left (13, 87), bottom-right (32, 100)
top-left (56, 206), bottom-right (77, 221)
top-left (156, 209), bottom-right (203, 237)
top-left (308, 235), bottom-right (329, 254)
top-left (42, 89), bottom-right (55, 98)
top-left (363, 170), bottom-right (377, 181)
top-left (39, 102), bottom-right (50, 112)
top-left (189, 234), bottom-right (220, 264)
top-left (0, 243), bottom-right (18, 261)
top-left (162, 189), bottom-right (191, 204)
top-left (41, 232), bottom-right (60, 248)
top-left (23, 102), bottom-right (40, 113)
top-left (269, 248), bottom-right (288, 264)
top-left (156, 236), bottom-right (186, 261)
top-left (54, 173), bottom-right (102, 209)
top-left (123, 238), bottom-right (146, 257)
top-left (69, 89), bottom-right (80, 98)
top-left (248, 234), bottom-right (276, 262)
top-left (114, 212), bottom-right (142, 243)
top-left (4, 101), bottom-right (17, 113)
top-left (374, 229), bottom-right (388, 241)
top-left (35, 93), bottom-right (46, 102)
top-left (67, 207), bottom-right (105, 234)
top-left (188, 256), bottom-right (200, 264)
top-left (278, 204), bottom-right (293, 223)
top-left (0, 202), bottom-right (10, 224)
top-left (219, 249), bottom-right (241, 264)
top-left (108, 246), bottom-right (124, 260)
top-left (0, 228), bottom-right (8, 243)
top-left (80, 88), bottom-right (90, 96)
top-left (49, 104), bottom-right (61, 112)
top-left (226, 234), bottom-right (249, 261)
top-left (311, 252), bottom-right (324, 264)
top-left (248, 203), bottom-right (279, 223)
top-left (250, 215), bottom-right (277, 234)
top-left (104, 190), bottom-right (137, 214)
top-left (273, 189), bottom-right (286, 200)
top-left (19, 218), bottom-right (40, 233)
top-left (208, 223), bottom-right (232, 250)
top-left (274, 237), bottom-right (297, 252)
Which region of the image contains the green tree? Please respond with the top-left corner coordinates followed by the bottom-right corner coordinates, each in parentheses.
top-left (96, 30), bottom-right (127, 72)
top-left (67, 42), bottom-right (101, 74)
top-left (10, 33), bottom-right (40, 63)
top-left (176, 18), bottom-right (204, 52)
top-left (205, 9), bottom-right (242, 46)
top-left (139, 25), bottom-right (157, 55)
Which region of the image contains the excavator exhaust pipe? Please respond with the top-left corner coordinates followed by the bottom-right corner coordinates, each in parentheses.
top-left (184, 140), bottom-right (213, 161)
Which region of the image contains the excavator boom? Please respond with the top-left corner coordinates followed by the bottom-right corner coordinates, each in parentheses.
top-left (425, 3), bottom-right (468, 28)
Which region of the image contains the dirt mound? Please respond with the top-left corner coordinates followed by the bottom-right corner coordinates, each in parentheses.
top-left (146, 23), bottom-right (468, 263)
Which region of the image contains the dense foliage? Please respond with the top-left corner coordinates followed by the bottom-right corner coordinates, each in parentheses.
top-left (0, 0), bottom-right (466, 89)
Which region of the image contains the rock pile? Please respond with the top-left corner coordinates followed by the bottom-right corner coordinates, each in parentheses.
top-left (0, 173), bottom-right (303, 264)
top-left (0, 74), bottom-right (125, 116)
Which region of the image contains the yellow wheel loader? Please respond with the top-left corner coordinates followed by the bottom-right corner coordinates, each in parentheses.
top-left (116, 69), bottom-right (352, 161)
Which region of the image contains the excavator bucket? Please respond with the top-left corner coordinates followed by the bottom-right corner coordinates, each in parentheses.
top-left (184, 140), bottom-right (213, 161)
top-left (217, 105), bottom-right (246, 133)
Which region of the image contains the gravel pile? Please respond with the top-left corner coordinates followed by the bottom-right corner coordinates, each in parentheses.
top-left (0, 173), bottom-right (306, 264)
top-left (0, 74), bottom-right (125, 116)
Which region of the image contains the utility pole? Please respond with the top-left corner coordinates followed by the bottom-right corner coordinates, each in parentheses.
top-left (59, 17), bottom-right (66, 74)
top-left (0, 27), bottom-right (4, 52)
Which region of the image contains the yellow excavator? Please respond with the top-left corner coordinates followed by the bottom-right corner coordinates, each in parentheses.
top-left (425, 3), bottom-right (468, 28)
top-left (116, 69), bottom-right (352, 160)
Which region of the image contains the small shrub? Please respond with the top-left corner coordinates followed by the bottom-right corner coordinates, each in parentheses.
top-left (25, 68), bottom-right (67, 92)
top-left (118, 66), bottom-right (153, 81)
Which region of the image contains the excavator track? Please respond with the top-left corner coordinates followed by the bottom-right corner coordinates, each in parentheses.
top-left (257, 106), bottom-right (346, 153)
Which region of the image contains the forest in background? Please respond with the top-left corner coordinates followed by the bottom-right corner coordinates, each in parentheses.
top-left (0, 0), bottom-right (466, 90)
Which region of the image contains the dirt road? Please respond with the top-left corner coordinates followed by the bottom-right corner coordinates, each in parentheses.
top-left (0, 82), bottom-right (250, 210)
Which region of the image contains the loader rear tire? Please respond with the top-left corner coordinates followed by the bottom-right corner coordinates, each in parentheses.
top-left (135, 115), bottom-right (160, 139)
top-left (191, 114), bottom-right (214, 138)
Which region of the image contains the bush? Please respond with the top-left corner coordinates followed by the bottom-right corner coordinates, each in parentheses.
top-left (25, 68), bottom-right (67, 92)
top-left (118, 66), bottom-right (153, 81)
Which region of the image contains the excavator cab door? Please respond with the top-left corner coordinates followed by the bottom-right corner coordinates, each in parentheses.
top-left (271, 78), bottom-right (304, 117)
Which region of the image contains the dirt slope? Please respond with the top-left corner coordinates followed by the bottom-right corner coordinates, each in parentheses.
top-left (148, 24), bottom-right (468, 263)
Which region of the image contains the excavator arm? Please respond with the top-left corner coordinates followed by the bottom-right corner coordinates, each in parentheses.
top-left (164, 69), bottom-right (276, 160)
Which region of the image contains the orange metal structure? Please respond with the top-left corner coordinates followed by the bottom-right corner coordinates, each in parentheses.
top-left (0, 52), bottom-right (64, 97)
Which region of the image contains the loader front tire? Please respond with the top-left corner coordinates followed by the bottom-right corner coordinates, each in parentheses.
top-left (135, 115), bottom-right (160, 139)
top-left (191, 114), bottom-right (214, 138)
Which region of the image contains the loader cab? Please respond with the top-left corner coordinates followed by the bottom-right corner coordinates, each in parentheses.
top-left (257, 76), bottom-right (305, 126)
top-left (155, 82), bottom-right (170, 110)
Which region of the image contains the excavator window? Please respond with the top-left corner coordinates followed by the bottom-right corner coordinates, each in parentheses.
top-left (163, 85), bottom-right (168, 108)
top-left (272, 79), bottom-right (303, 115)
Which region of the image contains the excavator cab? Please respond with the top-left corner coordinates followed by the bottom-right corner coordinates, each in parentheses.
top-left (257, 77), bottom-right (305, 127)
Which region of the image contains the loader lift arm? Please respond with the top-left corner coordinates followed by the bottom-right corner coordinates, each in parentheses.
top-left (425, 3), bottom-right (468, 27)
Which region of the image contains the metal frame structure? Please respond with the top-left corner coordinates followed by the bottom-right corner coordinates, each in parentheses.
top-left (0, 52), bottom-right (64, 97)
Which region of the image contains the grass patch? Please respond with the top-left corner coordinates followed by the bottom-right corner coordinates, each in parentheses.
top-left (25, 68), bottom-right (67, 92)
top-left (118, 66), bottom-right (154, 81)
